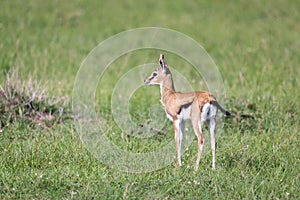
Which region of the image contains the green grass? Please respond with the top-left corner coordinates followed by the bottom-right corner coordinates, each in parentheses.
top-left (1, 0), bottom-right (299, 199)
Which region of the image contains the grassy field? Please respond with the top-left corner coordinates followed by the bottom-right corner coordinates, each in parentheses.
top-left (1, 0), bottom-right (299, 199)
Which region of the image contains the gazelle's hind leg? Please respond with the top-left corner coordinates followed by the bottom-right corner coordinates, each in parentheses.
top-left (209, 118), bottom-right (216, 169)
top-left (191, 100), bottom-right (204, 171)
top-left (208, 103), bottom-right (218, 169)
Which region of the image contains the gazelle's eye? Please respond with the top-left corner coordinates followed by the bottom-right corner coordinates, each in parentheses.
top-left (153, 72), bottom-right (157, 77)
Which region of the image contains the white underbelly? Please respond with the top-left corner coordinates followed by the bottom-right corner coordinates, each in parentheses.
top-left (178, 105), bottom-right (192, 120)
top-left (166, 113), bottom-right (173, 121)
top-left (165, 105), bottom-right (191, 121)
top-left (165, 102), bottom-right (217, 122)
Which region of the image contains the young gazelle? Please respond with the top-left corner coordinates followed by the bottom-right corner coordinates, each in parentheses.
top-left (144, 54), bottom-right (230, 170)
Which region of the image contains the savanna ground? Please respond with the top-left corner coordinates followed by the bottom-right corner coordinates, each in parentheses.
top-left (0, 0), bottom-right (299, 199)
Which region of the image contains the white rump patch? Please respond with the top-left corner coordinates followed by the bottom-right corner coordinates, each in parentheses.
top-left (201, 103), bottom-right (218, 122)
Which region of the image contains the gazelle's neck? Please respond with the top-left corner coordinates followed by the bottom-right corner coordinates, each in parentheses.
top-left (160, 74), bottom-right (175, 106)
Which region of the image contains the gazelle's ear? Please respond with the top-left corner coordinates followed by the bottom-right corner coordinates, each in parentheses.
top-left (159, 54), bottom-right (166, 71)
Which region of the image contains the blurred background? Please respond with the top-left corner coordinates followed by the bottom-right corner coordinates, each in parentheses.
top-left (1, 0), bottom-right (299, 97)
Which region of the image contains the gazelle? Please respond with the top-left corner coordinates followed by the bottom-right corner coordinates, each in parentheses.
top-left (144, 54), bottom-right (230, 170)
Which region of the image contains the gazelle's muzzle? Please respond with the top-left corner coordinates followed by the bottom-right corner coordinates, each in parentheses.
top-left (144, 78), bottom-right (151, 86)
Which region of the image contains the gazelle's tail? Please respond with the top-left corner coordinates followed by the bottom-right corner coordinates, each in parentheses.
top-left (211, 100), bottom-right (231, 116)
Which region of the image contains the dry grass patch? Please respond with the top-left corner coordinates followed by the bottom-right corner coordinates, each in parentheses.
top-left (0, 69), bottom-right (71, 129)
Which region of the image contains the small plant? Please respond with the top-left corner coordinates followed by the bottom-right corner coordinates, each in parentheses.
top-left (0, 69), bottom-right (71, 129)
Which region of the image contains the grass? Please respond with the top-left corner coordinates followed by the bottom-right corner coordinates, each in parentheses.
top-left (0, 0), bottom-right (299, 199)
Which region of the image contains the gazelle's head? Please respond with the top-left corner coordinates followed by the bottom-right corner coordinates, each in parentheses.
top-left (144, 54), bottom-right (171, 86)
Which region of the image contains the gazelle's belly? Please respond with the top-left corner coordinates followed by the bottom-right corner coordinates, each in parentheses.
top-left (167, 102), bottom-right (218, 122)
top-left (165, 102), bottom-right (217, 122)
top-left (178, 104), bottom-right (192, 120)
top-left (165, 106), bottom-right (191, 121)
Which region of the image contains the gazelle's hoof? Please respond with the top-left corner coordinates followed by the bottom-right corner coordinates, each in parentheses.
top-left (178, 161), bottom-right (182, 167)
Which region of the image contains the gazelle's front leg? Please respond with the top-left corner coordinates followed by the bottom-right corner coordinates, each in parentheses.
top-left (193, 120), bottom-right (204, 171)
top-left (173, 119), bottom-right (183, 166)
